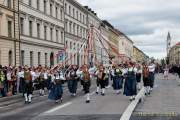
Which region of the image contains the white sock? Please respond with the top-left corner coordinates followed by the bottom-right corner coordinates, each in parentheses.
top-left (28, 94), bottom-right (32, 102)
top-left (24, 93), bottom-right (28, 101)
top-left (102, 88), bottom-right (105, 94)
top-left (39, 89), bottom-right (42, 94)
top-left (130, 96), bottom-right (133, 99)
top-left (42, 90), bottom-right (45, 95)
top-left (86, 93), bottom-right (90, 101)
top-left (96, 87), bottom-right (99, 93)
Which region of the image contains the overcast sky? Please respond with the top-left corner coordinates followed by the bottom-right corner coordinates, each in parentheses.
top-left (77, 0), bottom-right (180, 59)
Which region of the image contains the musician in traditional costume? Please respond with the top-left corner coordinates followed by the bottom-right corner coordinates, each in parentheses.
top-left (148, 61), bottom-right (156, 91)
top-left (123, 62), bottom-right (137, 101)
top-left (38, 69), bottom-right (45, 96)
top-left (67, 65), bottom-right (79, 96)
top-left (24, 66), bottom-right (33, 104)
top-left (136, 64), bottom-right (142, 90)
top-left (48, 70), bottom-right (63, 103)
top-left (112, 65), bottom-right (123, 94)
top-left (96, 65), bottom-right (106, 96)
top-left (142, 63), bottom-right (150, 95)
top-left (82, 65), bottom-right (91, 103)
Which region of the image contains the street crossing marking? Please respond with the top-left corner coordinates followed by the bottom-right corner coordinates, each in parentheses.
top-left (44, 102), bottom-right (72, 114)
top-left (120, 87), bottom-right (145, 120)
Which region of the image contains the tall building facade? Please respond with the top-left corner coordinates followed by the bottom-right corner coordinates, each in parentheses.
top-left (0, 0), bottom-right (20, 66)
top-left (133, 46), bottom-right (148, 63)
top-left (169, 42), bottom-right (180, 65)
top-left (0, 0), bottom-right (138, 67)
top-left (118, 33), bottom-right (133, 61)
top-left (64, 0), bottom-right (88, 66)
top-left (19, 0), bottom-right (64, 67)
top-left (84, 6), bottom-right (109, 65)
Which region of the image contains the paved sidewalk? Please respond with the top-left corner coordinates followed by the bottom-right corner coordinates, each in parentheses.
top-left (134, 74), bottom-right (180, 118)
top-left (32, 86), bottom-right (132, 120)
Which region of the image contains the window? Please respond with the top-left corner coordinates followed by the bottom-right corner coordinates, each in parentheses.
top-left (38, 52), bottom-right (41, 65)
top-left (74, 42), bottom-right (76, 50)
top-left (29, 0), bottom-right (32, 6)
top-left (44, 0), bottom-right (47, 13)
top-left (21, 50), bottom-right (24, 66)
top-left (20, 18), bottom-right (24, 34)
top-left (73, 23), bottom-right (75, 34)
top-left (80, 13), bottom-right (82, 22)
top-left (65, 3), bottom-right (67, 13)
top-left (8, 21), bottom-right (12, 38)
top-left (77, 25), bottom-right (79, 36)
top-left (44, 26), bottom-right (47, 40)
top-left (80, 27), bottom-right (82, 37)
top-left (70, 42), bottom-right (72, 50)
top-left (37, 23), bottom-right (40, 38)
top-left (69, 6), bottom-right (71, 15)
top-left (60, 9), bottom-right (63, 20)
top-left (7, 0), bottom-right (11, 8)
top-left (8, 50), bottom-right (12, 66)
top-left (73, 8), bottom-right (75, 17)
top-left (29, 21), bottom-right (33, 36)
top-left (50, 3), bottom-right (53, 16)
top-left (50, 28), bottom-right (53, 41)
top-left (65, 21), bottom-right (67, 31)
top-left (65, 41), bottom-right (68, 47)
top-left (83, 15), bottom-right (84, 23)
top-left (37, 0), bottom-right (40, 10)
top-left (30, 51), bottom-right (33, 67)
top-left (77, 44), bottom-right (79, 50)
top-left (76, 11), bottom-right (78, 19)
top-left (61, 31), bottom-right (64, 42)
top-left (45, 53), bottom-right (47, 66)
top-left (56, 30), bottom-right (58, 42)
top-left (56, 7), bottom-right (58, 18)
top-left (69, 22), bottom-right (72, 33)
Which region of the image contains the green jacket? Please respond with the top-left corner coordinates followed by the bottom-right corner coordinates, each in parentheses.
top-left (0, 71), bottom-right (5, 82)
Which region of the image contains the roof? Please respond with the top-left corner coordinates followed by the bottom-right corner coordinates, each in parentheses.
top-left (176, 42), bottom-right (180, 46)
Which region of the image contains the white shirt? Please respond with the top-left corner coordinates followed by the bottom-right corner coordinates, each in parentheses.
top-left (44, 72), bottom-right (48, 79)
top-left (7, 72), bottom-right (11, 81)
top-left (18, 71), bottom-right (24, 78)
top-left (148, 64), bottom-right (156, 72)
top-left (31, 71), bottom-right (36, 82)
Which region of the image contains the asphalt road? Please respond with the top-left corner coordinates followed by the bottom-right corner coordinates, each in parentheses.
top-left (0, 74), bottom-right (180, 120)
top-left (0, 78), bottom-right (131, 120)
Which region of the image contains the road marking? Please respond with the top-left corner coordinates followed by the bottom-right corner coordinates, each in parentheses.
top-left (120, 87), bottom-right (145, 120)
top-left (44, 102), bottom-right (72, 114)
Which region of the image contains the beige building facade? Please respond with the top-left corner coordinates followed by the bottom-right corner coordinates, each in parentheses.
top-left (19, 0), bottom-right (64, 67)
top-left (133, 46), bottom-right (148, 63)
top-left (64, 0), bottom-right (88, 66)
top-left (169, 42), bottom-right (180, 65)
top-left (0, 0), bottom-right (20, 66)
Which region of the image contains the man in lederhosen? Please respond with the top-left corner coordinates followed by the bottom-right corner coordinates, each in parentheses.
top-left (96, 65), bottom-right (106, 96)
top-left (24, 66), bottom-right (33, 104)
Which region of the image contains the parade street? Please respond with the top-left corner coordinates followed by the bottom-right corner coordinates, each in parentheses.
top-left (0, 74), bottom-right (179, 120)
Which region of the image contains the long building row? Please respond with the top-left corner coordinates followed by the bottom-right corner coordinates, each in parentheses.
top-left (0, 0), bottom-right (148, 67)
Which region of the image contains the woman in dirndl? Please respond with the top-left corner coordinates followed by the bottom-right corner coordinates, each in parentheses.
top-left (123, 62), bottom-right (137, 101)
top-left (142, 63), bottom-right (151, 95)
top-left (112, 65), bottom-right (123, 94)
top-left (136, 64), bottom-right (142, 90)
top-left (164, 65), bottom-right (169, 80)
top-left (48, 70), bottom-right (63, 103)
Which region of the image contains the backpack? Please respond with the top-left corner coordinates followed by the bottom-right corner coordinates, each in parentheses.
top-left (83, 71), bottom-right (90, 81)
